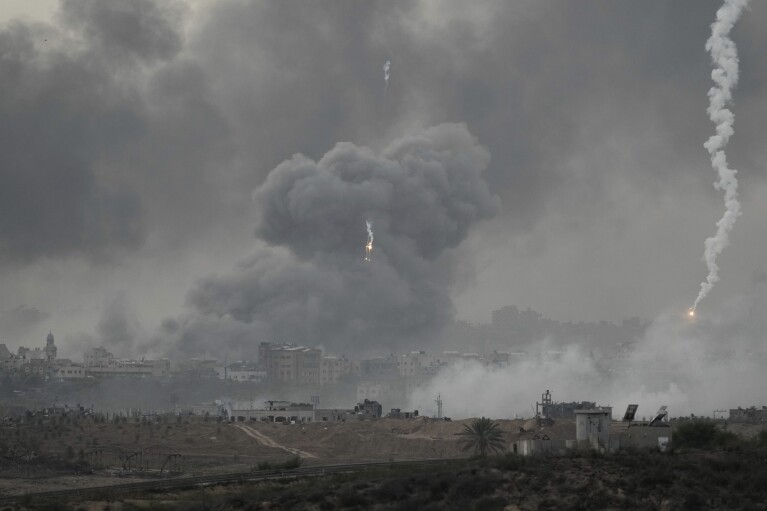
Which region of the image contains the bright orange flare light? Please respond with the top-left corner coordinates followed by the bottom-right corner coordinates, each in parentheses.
top-left (688, 308), bottom-right (695, 318)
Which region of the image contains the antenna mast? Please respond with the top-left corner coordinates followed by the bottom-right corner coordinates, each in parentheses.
top-left (435, 393), bottom-right (443, 419)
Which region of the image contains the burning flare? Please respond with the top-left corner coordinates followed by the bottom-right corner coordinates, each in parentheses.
top-left (365, 219), bottom-right (374, 262)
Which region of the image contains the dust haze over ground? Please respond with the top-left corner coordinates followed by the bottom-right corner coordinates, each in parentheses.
top-left (0, 1), bottom-right (766, 416)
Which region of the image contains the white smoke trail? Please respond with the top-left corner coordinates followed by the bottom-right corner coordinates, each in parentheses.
top-left (692, 0), bottom-right (750, 311)
top-left (383, 60), bottom-right (391, 91)
top-left (365, 219), bottom-right (374, 262)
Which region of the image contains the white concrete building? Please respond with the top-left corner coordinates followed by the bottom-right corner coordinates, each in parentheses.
top-left (214, 363), bottom-right (267, 382)
top-left (54, 362), bottom-right (87, 379)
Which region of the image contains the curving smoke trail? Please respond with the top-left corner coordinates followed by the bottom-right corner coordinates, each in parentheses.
top-left (383, 60), bottom-right (391, 91)
top-left (693, 0), bottom-right (750, 312)
top-left (365, 219), bottom-right (374, 262)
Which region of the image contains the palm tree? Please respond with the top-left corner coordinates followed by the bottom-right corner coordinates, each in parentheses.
top-left (457, 417), bottom-right (506, 457)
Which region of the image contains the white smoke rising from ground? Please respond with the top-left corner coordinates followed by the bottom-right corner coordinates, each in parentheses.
top-left (693, 0), bottom-right (750, 311)
top-left (409, 289), bottom-right (767, 419)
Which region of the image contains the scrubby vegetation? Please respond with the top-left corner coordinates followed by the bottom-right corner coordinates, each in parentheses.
top-left (673, 419), bottom-right (740, 450)
top-left (253, 456), bottom-right (303, 471)
top-left (16, 448), bottom-right (767, 510)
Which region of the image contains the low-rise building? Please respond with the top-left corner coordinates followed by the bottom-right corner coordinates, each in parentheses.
top-left (53, 360), bottom-right (87, 379)
top-left (729, 406), bottom-right (767, 423)
top-left (222, 400), bottom-right (315, 423)
top-left (314, 408), bottom-right (357, 422)
top-left (575, 408), bottom-right (612, 450)
top-left (0, 344), bottom-right (16, 372)
top-left (356, 399), bottom-right (382, 418)
top-left (85, 347), bottom-right (115, 367)
top-left (215, 362), bottom-right (267, 382)
top-left (0, 334), bottom-right (62, 376)
top-left (612, 421), bottom-right (672, 451)
top-left (357, 381), bottom-right (393, 404)
top-left (513, 404), bottom-right (672, 456)
top-left (87, 358), bottom-right (170, 378)
top-left (388, 408), bottom-right (419, 419)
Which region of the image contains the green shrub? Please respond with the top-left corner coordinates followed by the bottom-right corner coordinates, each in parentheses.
top-left (338, 490), bottom-right (368, 507)
top-left (674, 420), bottom-right (739, 450)
top-left (254, 456), bottom-right (303, 471)
top-left (449, 474), bottom-right (497, 501)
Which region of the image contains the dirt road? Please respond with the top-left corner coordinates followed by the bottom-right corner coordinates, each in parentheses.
top-left (234, 424), bottom-right (317, 458)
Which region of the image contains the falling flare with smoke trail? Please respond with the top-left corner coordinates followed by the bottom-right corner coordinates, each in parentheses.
top-left (383, 60), bottom-right (391, 91)
top-left (691, 0), bottom-right (750, 314)
top-left (365, 220), bottom-right (374, 262)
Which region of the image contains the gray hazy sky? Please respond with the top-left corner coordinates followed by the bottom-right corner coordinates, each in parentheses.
top-left (0, 1), bottom-right (765, 355)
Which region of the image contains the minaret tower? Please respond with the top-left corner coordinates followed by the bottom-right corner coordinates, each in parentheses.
top-left (45, 331), bottom-right (57, 363)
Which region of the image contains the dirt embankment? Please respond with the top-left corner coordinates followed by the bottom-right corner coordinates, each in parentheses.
top-left (244, 417), bottom-right (575, 461)
top-left (0, 415), bottom-right (574, 494)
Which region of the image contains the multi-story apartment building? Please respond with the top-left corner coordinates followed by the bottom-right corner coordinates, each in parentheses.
top-left (399, 351), bottom-right (430, 377)
top-left (359, 355), bottom-right (398, 379)
top-left (259, 343), bottom-right (321, 385)
top-left (320, 355), bottom-right (358, 385)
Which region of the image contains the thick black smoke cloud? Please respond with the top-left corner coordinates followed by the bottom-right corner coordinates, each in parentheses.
top-left (3, 0), bottom-right (767, 353)
top-left (0, 16), bottom-right (144, 261)
top-left (58, 0), bottom-right (184, 64)
top-left (0, 305), bottom-right (49, 339)
top-left (178, 123), bottom-right (498, 354)
top-left (96, 292), bottom-right (141, 355)
top-left (0, 0), bottom-right (230, 263)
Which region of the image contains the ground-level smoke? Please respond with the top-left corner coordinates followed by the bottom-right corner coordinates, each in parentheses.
top-left (692, 0), bottom-right (750, 312)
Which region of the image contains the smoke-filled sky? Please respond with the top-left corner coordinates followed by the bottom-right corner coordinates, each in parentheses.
top-left (1, 1), bottom-right (766, 357)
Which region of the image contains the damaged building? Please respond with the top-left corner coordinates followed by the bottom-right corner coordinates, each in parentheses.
top-left (729, 406), bottom-right (767, 423)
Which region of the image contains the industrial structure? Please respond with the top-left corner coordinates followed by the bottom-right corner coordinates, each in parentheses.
top-left (535, 389), bottom-right (596, 423)
top-left (513, 401), bottom-right (672, 456)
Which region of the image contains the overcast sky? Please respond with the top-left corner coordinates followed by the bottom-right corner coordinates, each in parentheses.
top-left (0, 1), bottom-right (765, 356)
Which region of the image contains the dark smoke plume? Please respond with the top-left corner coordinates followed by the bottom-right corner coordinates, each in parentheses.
top-left (177, 123), bottom-right (498, 354)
